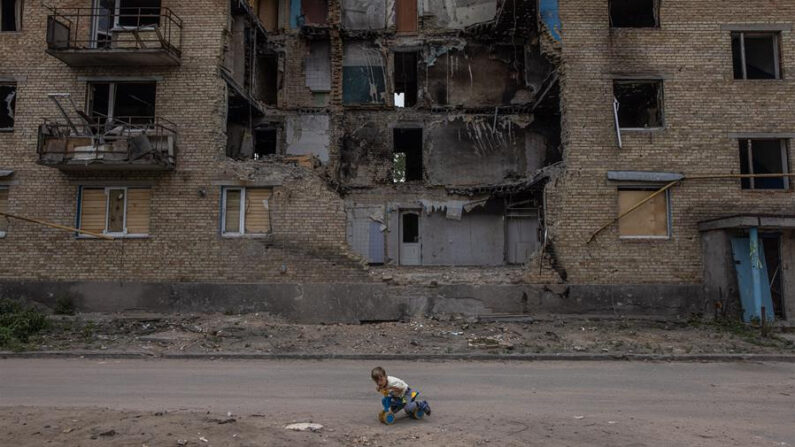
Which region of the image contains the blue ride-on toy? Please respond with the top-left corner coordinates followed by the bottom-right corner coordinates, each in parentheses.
top-left (377, 390), bottom-right (427, 425)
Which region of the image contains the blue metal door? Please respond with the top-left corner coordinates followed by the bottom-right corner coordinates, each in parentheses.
top-left (731, 237), bottom-right (775, 322)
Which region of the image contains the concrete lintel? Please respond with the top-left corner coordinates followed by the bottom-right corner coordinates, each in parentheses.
top-left (0, 170), bottom-right (13, 178)
top-left (720, 24), bottom-right (793, 32)
top-left (611, 73), bottom-right (670, 80)
top-left (77, 75), bottom-right (165, 82)
top-left (68, 180), bottom-right (157, 187)
top-left (211, 180), bottom-right (283, 187)
top-left (699, 216), bottom-right (761, 232)
top-left (0, 76), bottom-right (26, 82)
top-left (759, 216), bottom-right (795, 229)
top-left (728, 132), bottom-right (795, 139)
top-left (607, 171), bottom-right (683, 182)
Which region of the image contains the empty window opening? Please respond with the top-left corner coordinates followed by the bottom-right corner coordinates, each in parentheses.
top-left (613, 80), bottom-right (663, 129)
top-left (0, 83), bottom-right (16, 131)
top-left (739, 139), bottom-right (790, 190)
top-left (258, 54), bottom-right (279, 105)
top-left (221, 187), bottom-right (272, 236)
top-left (393, 128), bottom-right (422, 182)
top-left (617, 188), bottom-right (670, 238)
top-left (0, 187), bottom-right (8, 237)
top-left (732, 32), bottom-right (781, 80)
top-left (88, 82), bottom-right (156, 126)
top-left (394, 52), bottom-right (417, 107)
top-left (78, 186), bottom-right (151, 237)
top-left (254, 128), bottom-right (278, 159)
top-left (1, 0), bottom-right (21, 31)
top-left (91, 0), bottom-right (160, 47)
top-left (302, 0), bottom-right (327, 25)
top-left (609, 0), bottom-right (658, 28)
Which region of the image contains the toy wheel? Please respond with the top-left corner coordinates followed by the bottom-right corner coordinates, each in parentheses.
top-left (384, 412), bottom-right (396, 425)
top-left (378, 411), bottom-right (387, 423)
top-left (411, 409), bottom-right (424, 420)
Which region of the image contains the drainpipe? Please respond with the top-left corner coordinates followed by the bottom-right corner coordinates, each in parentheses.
top-left (749, 226), bottom-right (763, 321)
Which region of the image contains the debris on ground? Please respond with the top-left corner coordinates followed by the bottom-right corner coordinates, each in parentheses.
top-left (285, 422), bottom-right (324, 432)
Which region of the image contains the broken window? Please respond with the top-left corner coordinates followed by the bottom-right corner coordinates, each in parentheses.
top-left (88, 81), bottom-right (156, 126)
top-left (395, 0), bottom-right (417, 33)
top-left (0, 83), bottom-right (15, 131)
top-left (617, 188), bottom-right (670, 238)
top-left (393, 128), bottom-right (422, 182)
top-left (78, 187), bottom-right (151, 237)
top-left (257, 53), bottom-right (279, 105)
top-left (394, 51), bottom-right (417, 107)
top-left (305, 41), bottom-right (331, 92)
top-left (0, 186), bottom-right (8, 237)
top-left (254, 127), bottom-right (278, 159)
top-left (609, 0), bottom-right (658, 28)
top-left (0, 0), bottom-right (21, 31)
top-left (732, 32), bottom-right (781, 80)
top-left (739, 139), bottom-right (790, 190)
top-left (343, 42), bottom-right (386, 105)
top-left (221, 187), bottom-right (272, 236)
top-left (613, 80), bottom-right (663, 129)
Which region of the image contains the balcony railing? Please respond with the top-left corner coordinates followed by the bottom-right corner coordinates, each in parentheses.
top-left (37, 116), bottom-right (177, 171)
top-left (46, 7), bottom-right (183, 66)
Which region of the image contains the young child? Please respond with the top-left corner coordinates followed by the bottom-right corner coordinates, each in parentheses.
top-left (371, 366), bottom-right (431, 417)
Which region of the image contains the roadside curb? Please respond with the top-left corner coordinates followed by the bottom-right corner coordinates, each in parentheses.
top-left (2, 351), bottom-right (794, 362)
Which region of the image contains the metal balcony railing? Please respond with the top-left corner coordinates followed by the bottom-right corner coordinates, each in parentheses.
top-left (46, 7), bottom-right (182, 63)
top-left (37, 116), bottom-right (177, 170)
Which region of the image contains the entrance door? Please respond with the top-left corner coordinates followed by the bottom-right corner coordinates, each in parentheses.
top-left (399, 211), bottom-right (420, 265)
top-left (506, 215), bottom-right (539, 264)
top-left (731, 237), bottom-right (776, 322)
top-left (761, 233), bottom-right (785, 319)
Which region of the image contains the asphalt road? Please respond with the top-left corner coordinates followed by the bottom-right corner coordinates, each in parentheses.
top-left (1, 359), bottom-right (793, 446)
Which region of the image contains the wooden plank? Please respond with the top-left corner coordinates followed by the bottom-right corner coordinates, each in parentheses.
top-left (126, 188), bottom-right (151, 235)
top-left (245, 188), bottom-right (272, 234)
top-left (396, 0), bottom-right (417, 33)
top-left (618, 190), bottom-right (667, 237)
top-left (80, 188), bottom-right (106, 234)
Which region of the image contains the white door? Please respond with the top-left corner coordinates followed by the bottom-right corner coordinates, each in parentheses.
top-left (399, 211), bottom-right (421, 265)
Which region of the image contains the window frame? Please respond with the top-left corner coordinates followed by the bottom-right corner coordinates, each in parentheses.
top-left (221, 186), bottom-right (246, 236)
top-left (86, 80), bottom-right (157, 126)
top-left (739, 138), bottom-right (790, 191)
top-left (617, 186), bottom-right (672, 240)
top-left (613, 79), bottom-right (665, 131)
top-left (732, 31), bottom-right (782, 80)
top-left (0, 0), bottom-right (22, 32)
top-left (77, 186), bottom-right (151, 238)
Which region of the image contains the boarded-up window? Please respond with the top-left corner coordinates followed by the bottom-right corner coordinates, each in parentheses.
top-left (257, 0), bottom-right (279, 31)
top-left (222, 187), bottom-right (271, 235)
top-left (306, 41), bottom-right (331, 92)
top-left (79, 187), bottom-right (151, 236)
top-left (618, 189), bottom-right (670, 238)
top-left (343, 42), bottom-right (386, 104)
top-left (0, 187), bottom-right (8, 236)
top-left (396, 0), bottom-right (417, 33)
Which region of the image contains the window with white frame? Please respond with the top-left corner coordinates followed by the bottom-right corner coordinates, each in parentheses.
top-left (739, 139), bottom-right (790, 190)
top-left (221, 187), bottom-right (272, 236)
top-left (617, 187), bottom-right (671, 238)
top-left (731, 32), bottom-right (781, 80)
top-left (78, 186), bottom-right (151, 237)
top-left (0, 186), bottom-right (9, 237)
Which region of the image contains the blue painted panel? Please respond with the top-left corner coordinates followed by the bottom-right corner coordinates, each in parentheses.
top-left (369, 221), bottom-right (385, 264)
top-left (539, 0), bottom-right (561, 42)
top-left (290, 0), bottom-right (302, 28)
top-left (342, 66), bottom-right (386, 104)
top-left (731, 237), bottom-right (775, 322)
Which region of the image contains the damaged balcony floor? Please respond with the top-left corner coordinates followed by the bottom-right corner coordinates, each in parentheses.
top-left (21, 312), bottom-right (795, 356)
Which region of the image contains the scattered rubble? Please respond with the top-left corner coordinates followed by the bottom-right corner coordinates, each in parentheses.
top-left (285, 423), bottom-right (324, 432)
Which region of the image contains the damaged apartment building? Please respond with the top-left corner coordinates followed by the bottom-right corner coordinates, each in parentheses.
top-left (0, 0), bottom-right (793, 323)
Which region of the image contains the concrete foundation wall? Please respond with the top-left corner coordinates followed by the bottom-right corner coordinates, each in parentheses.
top-left (0, 280), bottom-right (704, 323)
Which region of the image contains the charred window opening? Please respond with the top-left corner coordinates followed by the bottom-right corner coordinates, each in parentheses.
top-left (258, 53), bottom-right (279, 105)
top-left (739, 139), bottom-right (790, 190)
top-left (87, 82), bottom-right (156, 126)
top-left (609, 0), bottom-right (658, 28)
top-left (1, 0), bottom-right (21, 31)
top-left (393, 128), bottom-right (422, 182)
top-left (732, 32), bottom-right (781, 80)
top-left (394, 51), bottom-right (417, 107)
top-left (613, 80), bottom-right (663, 129)
top-left (0, 83), bottom-right (16, 131)
top-left (254, 127), bottom-right (278, 159)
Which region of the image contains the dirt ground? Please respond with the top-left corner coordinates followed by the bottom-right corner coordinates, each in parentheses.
top-left (20, 312), bottom-right (795, 355)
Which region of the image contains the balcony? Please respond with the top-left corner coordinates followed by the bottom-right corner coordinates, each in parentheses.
top-left (46, 7), bottom-right (182, 66)
top-left (37, 117), bottom-right (176, 171)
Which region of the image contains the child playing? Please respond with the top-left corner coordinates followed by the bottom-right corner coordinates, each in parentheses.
top-left (371, 366), bottom-right (431, 417)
